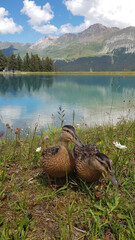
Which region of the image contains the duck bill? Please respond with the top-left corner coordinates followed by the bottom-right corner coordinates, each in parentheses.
top-left (74, 134), bottom-right (84, 147)
top-left (108, 169), bottom-right (120, 187)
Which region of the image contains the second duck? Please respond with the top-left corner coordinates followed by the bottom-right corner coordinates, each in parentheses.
top-left (73, 144), bottom-right (120, 187)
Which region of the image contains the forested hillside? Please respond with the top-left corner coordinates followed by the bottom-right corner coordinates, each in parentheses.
top-left (55, 48), bottom-right (135, 72)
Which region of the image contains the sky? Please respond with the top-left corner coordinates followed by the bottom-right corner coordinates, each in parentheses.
top-left (0, 0), bottom-right (135, 43)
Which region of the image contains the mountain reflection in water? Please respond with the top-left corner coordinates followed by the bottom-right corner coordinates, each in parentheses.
top-left (0, 74), bottom-right (135, 131)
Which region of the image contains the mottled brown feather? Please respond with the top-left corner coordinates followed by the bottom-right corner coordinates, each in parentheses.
top-left (73, 143), bottom-right (120, 187)
top-left (73, 144), bottom-right (107, 182)
top-left (40, 145), bottom-right (75, 178)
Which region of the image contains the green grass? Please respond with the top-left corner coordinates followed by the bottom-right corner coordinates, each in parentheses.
top-left (0, 120), bottom-right (135, 239)
top-left (1, 71), bottom-right (135, 75)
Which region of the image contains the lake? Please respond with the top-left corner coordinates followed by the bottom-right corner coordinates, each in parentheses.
top-left (0, 74), bottom-right (135, 131)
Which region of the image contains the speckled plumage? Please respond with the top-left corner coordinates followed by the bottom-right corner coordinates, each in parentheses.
top-left (73, 144), bottom-right (120, 187)
top-left (40, 145), bottom-right (75, 178)
top-left (40, 125), bottom-right (83, 179)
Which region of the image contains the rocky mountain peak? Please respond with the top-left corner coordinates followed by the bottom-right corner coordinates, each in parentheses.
top-left (79, 24), bottom-right (120, 38)
top-left (58, 33), bottom-right (76, 42)
top-left (80, 23), bottom-right (108, 36)
top-left (30, 36), bottom-right (58, 50)
top-left (88, 23), bottom-right (107, 32)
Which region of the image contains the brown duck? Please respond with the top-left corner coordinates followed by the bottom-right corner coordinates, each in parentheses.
top-left (73, 144), bottom-right (120, 187)
top-left (40, 125), bottom-right (84, 181)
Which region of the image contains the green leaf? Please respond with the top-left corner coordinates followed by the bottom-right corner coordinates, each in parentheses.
top-left (127, 220), bottom-right (135, 238)
top-left (117, 214), bottom-right (128, 220)
top-left (94, 204), bottom-right (105, 212)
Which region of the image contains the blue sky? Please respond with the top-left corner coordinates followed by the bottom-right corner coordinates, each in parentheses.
top-left (0, 0), bottom-right (135, 44)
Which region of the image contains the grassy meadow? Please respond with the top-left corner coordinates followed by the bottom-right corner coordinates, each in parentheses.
top-left (0, 119), bottom-right (135, 240)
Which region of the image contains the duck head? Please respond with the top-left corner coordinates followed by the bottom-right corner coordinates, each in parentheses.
top-left (60, 125), bottom-right (84, 147)
top-left (96, 152), bottom-right (120, 187)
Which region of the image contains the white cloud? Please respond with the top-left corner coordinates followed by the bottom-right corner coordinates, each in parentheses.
top-left (60, 21), bottom-right (90, 34)
top-left (21, 0), bottom-right (135, 35)
top-left (63, 0), bottom-right (135, 31)
top-left (64, 0), bottom-right (90, 16)
top-left (0, 7), bottom-right (23, 34)
top-left (21, 0), bottom-right (54, 26)
top-left (33, 24), bottom-right (58, 34)
top-left (21, 0), bottom-right (57, 34)
top-left (0, 106), bottom-right (22, 126)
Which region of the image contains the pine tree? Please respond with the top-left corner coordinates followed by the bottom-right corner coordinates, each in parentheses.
top-left (29, 54), bottom-right (41, 72)
top-left (16, 54), bottom-right (23, 71)
top-left (7, 54), bottom-right (17, 72)
top-left (43, 57), bottom-right (54, 72)
top-left (1, 51), bottom-right (56, 73)
top-left (22, 53), bottom-right (30, 71)
top-left (0, 50), bottom-right (7, 71)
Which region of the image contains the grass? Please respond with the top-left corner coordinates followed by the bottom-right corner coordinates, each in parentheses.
top-left (0, 120), bottom-right (135, 240)
top-left (1, 71), bottom-right (135, 76)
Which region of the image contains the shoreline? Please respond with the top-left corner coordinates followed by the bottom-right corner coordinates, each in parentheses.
top-left (1, 71), bottom-right (135, 76)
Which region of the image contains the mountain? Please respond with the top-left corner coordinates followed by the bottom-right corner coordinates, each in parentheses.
top-left (1, 23), bottom-right (135, 71)
top-left (32, 24), bottom-right (120, 59)
top-left (0, 41), bottom-right (31, 57)
top-left (29, 36), bottom-right (58, 50)
top-left (100, 26), bottom-right (135, 54)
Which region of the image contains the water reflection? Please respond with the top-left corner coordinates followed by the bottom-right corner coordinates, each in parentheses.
top-left (0, 74), bottom-right (135, 130)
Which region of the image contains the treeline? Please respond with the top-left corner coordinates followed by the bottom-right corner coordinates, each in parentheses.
top-left (0, 51), bottom-right (57, 72)
top-left (56, 48), bottom-right (135, 72)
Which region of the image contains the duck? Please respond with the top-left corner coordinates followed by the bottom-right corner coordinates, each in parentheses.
top-left (73, 144), bottom-right (120, 187)
top-left (40, 125), bottom-right (84, 183)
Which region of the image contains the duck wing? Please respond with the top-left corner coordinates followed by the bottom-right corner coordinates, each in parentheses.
top-left (42, 146), bottom-right (60, 157)
top-left (73, 144), bottom-right (99, 161)
top-left (96, 152), bottom-right (111, 169)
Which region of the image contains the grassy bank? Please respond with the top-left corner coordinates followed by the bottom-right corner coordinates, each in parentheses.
top-left (0, 120), bottom-right (135, 239)
top-left (1, 71), bottom-right (135, 75)
top-left (20, 71), bottom-right (135, 75)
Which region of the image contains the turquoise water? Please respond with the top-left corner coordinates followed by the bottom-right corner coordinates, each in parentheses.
top-left (0, 74), bottom-right (135, 131)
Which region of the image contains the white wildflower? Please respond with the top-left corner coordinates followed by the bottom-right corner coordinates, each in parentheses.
top-left (113, 141), bottom-right (127, 149)
top-left (36, 147), bottom-right (41, 152)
